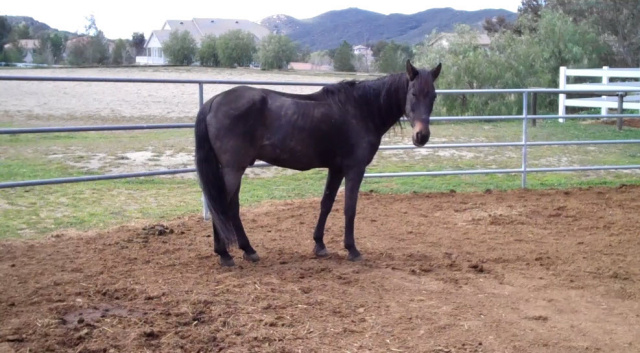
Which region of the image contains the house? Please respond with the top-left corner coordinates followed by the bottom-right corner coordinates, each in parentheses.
top-left (353, 45), bottom-right (374, 72)
top-left (3, 39), bottom-right (39, 63)
top-left (353, 45), bottom-right (373, 57)
top-left (136, 18), bottom-right (272, 65)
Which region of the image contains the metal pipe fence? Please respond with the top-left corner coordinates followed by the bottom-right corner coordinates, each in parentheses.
top-left (1, 75), bottom-right (640, 192)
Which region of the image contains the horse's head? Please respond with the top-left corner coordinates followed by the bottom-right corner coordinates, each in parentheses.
top-left (405, 60), bottom-right (441, 147)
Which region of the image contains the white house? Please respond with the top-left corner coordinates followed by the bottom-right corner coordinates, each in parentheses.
top-left (353, 45), bottom-right (374, 72)
top-left (353, 45), bottom-right (373, 57)
top-left (136, 18), bottom-right (272, 65)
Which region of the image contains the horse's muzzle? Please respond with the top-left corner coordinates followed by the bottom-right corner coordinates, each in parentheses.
top-left (412, 122), bottom-right (430, 147)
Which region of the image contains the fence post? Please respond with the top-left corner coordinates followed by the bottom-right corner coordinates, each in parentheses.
top-left (522, 92), bottom-right (529, 189)
top-left (558, 66), bottom-right (566, 122)
top-left (199, 83), bottom-right (211, 221)
top-left (601, 66), bottom-right (609, 116)
top-left (531, 92), bottom-right (537, 127)
top-left (617, 93), bottom-right (625, 131)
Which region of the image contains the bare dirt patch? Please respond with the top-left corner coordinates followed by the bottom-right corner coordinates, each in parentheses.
top-left (2, 186), bottom-right (640, 352)
top-left (591, 118), bottom-right (640, 129)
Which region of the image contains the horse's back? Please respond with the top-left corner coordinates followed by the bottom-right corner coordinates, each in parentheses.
top-left (209, 86), bottom-right (267, 116)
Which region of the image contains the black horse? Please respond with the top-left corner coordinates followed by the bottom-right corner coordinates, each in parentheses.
top-left (195, 60), bottom-right (441, 266)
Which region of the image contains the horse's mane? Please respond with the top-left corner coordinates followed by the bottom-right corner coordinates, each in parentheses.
top-left (319, 73), bottom-right (409, 129)
top-left (321, 73), bottom-right (406, 100)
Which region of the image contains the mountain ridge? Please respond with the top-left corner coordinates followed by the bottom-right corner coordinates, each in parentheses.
top-left (260, 7), bottom-right (517, 50)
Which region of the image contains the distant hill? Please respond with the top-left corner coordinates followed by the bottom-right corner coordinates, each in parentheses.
top-left (261, 7), bottom-right (517, 51)
top-left (5, 16), bottom-right (76, 38)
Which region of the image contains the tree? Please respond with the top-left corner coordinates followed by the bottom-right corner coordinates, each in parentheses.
top-left (13, 23), bottom-right (31, 40)
top-left (66, 39), bottom-right (88, 65)
top-left (87, 32), bottom-right (110, 65)
top-left (162, 30), bottom-right (197, 65)
top-left (258, 33), bottom-right (296, 70)
top-left (34, 34), bottom-right (53, 65)
top-left (84, 15), bottom-right (99, 36)
top-left (198, 35), bottom-right (219, 67)
top-left (519, 0), bottom-right (546, 18)
top-left (483, 16), bottom-right (513, 35)
top-left (371, 40), bottom-right (389, 58)
top-left (513, 0), bottom-right (547, 34)
top-left (131, 32), bottom-right (146, 56)
top-left (295, 45), bottom-right (311, 63)
top-left (413, 10), bottom-right (608, 116)
top-left (66, 16), bottom-right (110, 66)
top-left (333, 40), bottom-right (355, 72)
top-left (34, 32), bottom-right (67, 65)
top-left (0, 16), bottom-right (12, 57)
top-left (216, 30), bottom-right (257, 68)
top-left (111, 39), bottom-right (127, 65)
top-left (548, 0), bottom-right (640, 67)
top-left (49, 32), bottom-right (66, 64)
top-left (309, 50), bottom-right (332, 67)
top-left (376, 41), bottom-right (413, 73)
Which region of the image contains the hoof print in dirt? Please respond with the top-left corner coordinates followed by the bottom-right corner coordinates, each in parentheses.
top-left (5, 335), bottom-right (25, 342)
top-left (468, 263), bottom-right (486, 273)
top-left (142, 224), bottom-right (174, 236)
top-left (142, 329), bottom-right (160, 340)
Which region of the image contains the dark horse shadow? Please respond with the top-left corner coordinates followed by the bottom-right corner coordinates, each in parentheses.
top-left (195, 60), bottom-right (441, 266)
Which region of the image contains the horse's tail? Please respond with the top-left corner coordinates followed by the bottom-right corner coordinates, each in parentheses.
top-left (194, 101), bottom-right (236, 245)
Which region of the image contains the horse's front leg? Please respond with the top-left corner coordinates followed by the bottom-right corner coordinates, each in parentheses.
top-left (313, 168), bottom-right (344, 257)
top-left (343, 167), bottom-right (365, 261)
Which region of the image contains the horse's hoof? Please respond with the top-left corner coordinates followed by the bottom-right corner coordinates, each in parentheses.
top-left (314, 246), bottom-right (329, 258)
top-left (219, 257), bottom-right (236, 267)
top-left (347, 252), bottom-right (362, 262)
top-left (243, 252), bottom-right (260, 263)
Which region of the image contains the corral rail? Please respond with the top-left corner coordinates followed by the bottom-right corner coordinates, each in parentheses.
top-left (1, 75), bottom-right (639, 193)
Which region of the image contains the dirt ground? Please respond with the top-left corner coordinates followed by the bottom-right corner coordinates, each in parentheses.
top-left (1, 186), bottom-right (640, 352)
top-left (596, 118), bottom-right (640, 129)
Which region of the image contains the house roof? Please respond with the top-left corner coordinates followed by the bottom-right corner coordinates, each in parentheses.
top-left (193, 18), bottom-right (270, 39)
top-left (3, 39), bottom-right (39, 50)
top-left (150, 30), bottom-right (172, 43)
top-left (146, 18), bottom-right (271, 48)
top-left (164, 20), bottom-right (202, 39)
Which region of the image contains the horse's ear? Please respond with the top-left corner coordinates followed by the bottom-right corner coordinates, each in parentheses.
top-left (406, 60), bottom-right (419, 81)
top-left (431, 63), bottom-right (442, 81)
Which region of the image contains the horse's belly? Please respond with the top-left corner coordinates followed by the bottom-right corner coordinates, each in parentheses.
top-left (257, 144), bottom-right (327, 171)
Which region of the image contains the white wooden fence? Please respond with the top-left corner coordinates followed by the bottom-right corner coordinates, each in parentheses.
top-left (559, 66), bottom-right (640, 121)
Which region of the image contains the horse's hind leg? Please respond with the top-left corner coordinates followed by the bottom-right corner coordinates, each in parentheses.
top-left (313, 168), bottom-right (344, 257)
top-left (229, 189), bottom-right (259, 262)
top-left (213, 225), bottom-right (235, 267)
top-left (222, 167), bottom-right (259, 263)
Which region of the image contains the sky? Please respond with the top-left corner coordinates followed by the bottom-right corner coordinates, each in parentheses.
top-left (2, 0), bottom-right (521, 40)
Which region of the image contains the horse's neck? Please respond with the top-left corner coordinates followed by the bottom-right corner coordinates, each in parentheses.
top-left (372, 73), bottom-right (408, 135)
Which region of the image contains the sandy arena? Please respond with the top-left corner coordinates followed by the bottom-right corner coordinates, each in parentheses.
top-left (1, 186), bottom-right (640, 352)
